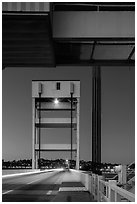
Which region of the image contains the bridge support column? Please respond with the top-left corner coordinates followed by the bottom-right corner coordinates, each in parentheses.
top-left (35, 128), bottom-right (39, 169)
top-left (76, 98), bottom-right (80, 170)
top-left (92, 66), bottom-right (101, 164)
top-left (32, 98), bottom-right (36, 169)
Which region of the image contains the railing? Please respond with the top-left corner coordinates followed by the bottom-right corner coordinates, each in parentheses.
top-left (71, 170), bottom-right (135, 202)
top-left (98, 179), bottom-right (135, 202)
top-left (127, 175), bottom-right (135, 185)
top-left (127, 161), bottom-right (135, 169)
top-left (92, 174), bottom-right (135, 202)
top-left (105, 174), bottom-right (118, 181)
top-left (127, 169), bottom-right (135, 182)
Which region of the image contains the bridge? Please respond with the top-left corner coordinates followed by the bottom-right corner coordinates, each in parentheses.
top-left (2, 163), bottom-right (135, 202)
top-left (2, 2), bottom-right (135, 202)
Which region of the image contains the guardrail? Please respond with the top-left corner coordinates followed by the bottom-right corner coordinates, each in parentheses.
top-left (71, 170), bottom-right (135, 202)
top-left (98, 179), bottom-right (135, 202)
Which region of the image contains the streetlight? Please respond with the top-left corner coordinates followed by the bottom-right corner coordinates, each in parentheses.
top-left (66, 159), bottom-right (69, 169)
top-left (54, 98), bottom-right (59, 105)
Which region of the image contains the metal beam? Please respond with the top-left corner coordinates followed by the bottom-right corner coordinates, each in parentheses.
top-left (35, 118), bottom-right (77, 124)
top-left (2, 11), bottom-right (49, 15)
top-left (3, 59), bottom-right (135, 68)
top-left (54, 37), bottom-right (135, 42)
top-left (35, 149), bottom-right (77, 151)
top-left (35, 144), bottom-right (77, 151)
top-left (55, 42), bottom-right (135, 46)
top-left (37, 108), bottom-right (75, 111)
top-left (53, 2), bottom-right (135, 11)
top-left (56, 59), bottom-right (135, 67)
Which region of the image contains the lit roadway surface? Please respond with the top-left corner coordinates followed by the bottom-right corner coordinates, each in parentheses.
top-left (2, 170), bottom-right (92, 202)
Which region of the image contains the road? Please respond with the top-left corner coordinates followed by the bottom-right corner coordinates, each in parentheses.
top-left (2, 170), bottom-right (65, 202)
top-left (2, 170), bottom-right (93, 202)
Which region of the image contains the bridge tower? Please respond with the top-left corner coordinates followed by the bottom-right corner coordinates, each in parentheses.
top-left (92, 67), bottom-right (101, 164)
top-left (32, 80), bottom-right (80, 170)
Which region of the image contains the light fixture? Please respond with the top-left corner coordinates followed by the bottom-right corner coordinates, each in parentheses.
top-left (54, 98), bottom-right (59, 105)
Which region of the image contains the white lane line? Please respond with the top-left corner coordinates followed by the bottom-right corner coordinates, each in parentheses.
top-left (27, 178), bottom-right (42, 185)
top-left (54, 177), bottom-right (63, 184)
top-left (46, 190), bottom-right (58, 195)
top-left (3, 178), bottom-right (42, 195)
top-left (59, 187), bottom-right (87, 191)
top-left (46, 190), bottom-right (52, 195)
top-left (2, 190), bottom-right (13, 195)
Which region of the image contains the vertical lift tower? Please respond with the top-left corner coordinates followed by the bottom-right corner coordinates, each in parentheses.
top-left (32, 81), bottom-right (80, 170)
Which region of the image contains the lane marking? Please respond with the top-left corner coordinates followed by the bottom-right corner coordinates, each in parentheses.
top-left (46, 190), bottom-right (52, 195)
top-left (59, 187), bottom-right (87, 191)
top-left (46, 190), bottom-right (58, 195)
top-left (2, 179), bottom-right (42, 194)
top-left (2, 190), bottom-right (58, 195)
top-left (54, 176), bottom-right (63, 184)
top-left (2, 190), bottom-right (13, 195)
top-left (27, 178), bottom-right (42, 185)
top-left (2, 171), bottom-right (63, 197)
top-left (3, 178), bottom-right (43, 194)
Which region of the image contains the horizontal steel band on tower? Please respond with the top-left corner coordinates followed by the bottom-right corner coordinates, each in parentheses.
top-left (35, 144), bottom-right (77, 151)
top-left (36, 102), bottom-right (76, 110)
top-left (35, 124), bottom-right (76, 128)
top-left (35, 118), bottom-right (76, 128)
top-left (35, 118), bottom-right (77, 124)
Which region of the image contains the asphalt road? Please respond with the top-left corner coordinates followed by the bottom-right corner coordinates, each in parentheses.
top-left (2, 170), bottom-right (65, 202)
top-left (2, 170), bottom-right (93, 202)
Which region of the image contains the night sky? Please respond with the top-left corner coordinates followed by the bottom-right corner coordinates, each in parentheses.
top-left (2, 66), bottom-right (135, 164)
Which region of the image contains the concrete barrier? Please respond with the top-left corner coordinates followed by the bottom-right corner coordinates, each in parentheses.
top-left (70, 169), bottom-right (92, 193)
top-left (70, 169), bottom-right (135, 202)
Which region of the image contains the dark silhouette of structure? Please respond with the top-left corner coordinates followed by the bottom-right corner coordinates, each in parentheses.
top-left (92, 67), bottom-right (101, 164)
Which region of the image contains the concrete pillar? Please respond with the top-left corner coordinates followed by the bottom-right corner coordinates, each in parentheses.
top-left (118, 165), bottom-right (127, 184)
top-left (121, 165), bottom-right (127, 185)
top-left (35, 127), bottom-right (38, 169)
top-left (32, 98), bottom-right (35, 169)
top-left (97, 175), bottom-right (103, 201)
top-left (92, 66), bottom-right (101, 163)
top-left (108, 180), bottom-right (117, 202)
top-left (76, 98), bottom-right (80, 170)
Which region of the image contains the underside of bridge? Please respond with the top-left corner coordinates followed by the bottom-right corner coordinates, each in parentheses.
top-left (2, 2), bottom-right (135, 167)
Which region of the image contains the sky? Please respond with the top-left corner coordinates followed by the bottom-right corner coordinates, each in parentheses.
top-left (2, 66), bottom-right (135, 164)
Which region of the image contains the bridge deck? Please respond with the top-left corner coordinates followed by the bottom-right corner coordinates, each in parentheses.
top-left (52, 171), bottom-right (93, 202)
top-left (2, 169), bottom-right (94, 202)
